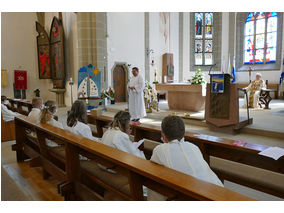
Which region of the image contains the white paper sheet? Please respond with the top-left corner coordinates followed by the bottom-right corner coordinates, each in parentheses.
top-left (133, 139), bottom-right (145, 149)
top-left (258, 147), bottom-right (284, 160)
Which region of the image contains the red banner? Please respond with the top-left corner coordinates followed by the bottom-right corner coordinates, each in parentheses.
top-left (14, 70), bottom-right (27, 90)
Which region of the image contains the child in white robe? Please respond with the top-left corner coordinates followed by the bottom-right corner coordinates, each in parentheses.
top-left (101, 111), bottom-right (146, 200)
top-left (147, 115), bottom-right (223, 201)
top-left (40, 100), bottom-right (63, 147)
top-left (28, 97), bottom-right (43, 122)
top-left (65, 100), bottom-right (100, 141)
top-left (1, 96), bottom-right (19, 122)
top-left (101, 111), bottom-right (145, 160)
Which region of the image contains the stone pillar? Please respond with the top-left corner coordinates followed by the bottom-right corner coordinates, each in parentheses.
top-left (76, 12), bottom-right (107, 88)
top-left (179, 12), bottom-right (183, 82)
top-left (145, 12), bottom-right (150, 82)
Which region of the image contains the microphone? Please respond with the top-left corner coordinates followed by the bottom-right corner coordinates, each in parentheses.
top-left (209, 63), bottom-right (217, 75)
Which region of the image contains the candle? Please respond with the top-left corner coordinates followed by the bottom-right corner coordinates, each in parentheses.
top-left (70, 77), bottom-right (73, 82)
top-left (164, 76), bottom-right (167, 83)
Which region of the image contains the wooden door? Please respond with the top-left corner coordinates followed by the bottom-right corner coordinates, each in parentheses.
top-left (113, 65), bottom-right (126, 102)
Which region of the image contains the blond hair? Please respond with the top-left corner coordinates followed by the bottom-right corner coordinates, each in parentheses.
top-left (40, 100), bottom-right (57, 124)
top-left (32, 97), bottom-right (43, 108)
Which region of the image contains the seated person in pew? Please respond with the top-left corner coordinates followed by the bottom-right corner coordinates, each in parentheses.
top-left (101, 111), bottom-right (145, 160)
top-left (40, 100), bottom-right (63, 147)
top-left (28, 97), bottom-right (43, 122)
top-left (65, 100), bottom-right (100, 141)
top-left (1, 95), bottom-right (19, 121)
top-left (147, 115), bottom-right (223, 201)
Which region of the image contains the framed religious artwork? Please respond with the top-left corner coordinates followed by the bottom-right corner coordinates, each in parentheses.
top-left (36, 22), bottom-right (51, 79)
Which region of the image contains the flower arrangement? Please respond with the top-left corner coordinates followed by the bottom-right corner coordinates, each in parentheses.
top-left (191, 68), bottom-right (206, 85)
top-left (101, 87), bottom-right (115, 102)
top-left (144, 81), bottom-right (158, 113)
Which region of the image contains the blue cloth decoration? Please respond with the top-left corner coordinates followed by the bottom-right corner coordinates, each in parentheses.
top-left (77, 64), bottom-right (101, 99)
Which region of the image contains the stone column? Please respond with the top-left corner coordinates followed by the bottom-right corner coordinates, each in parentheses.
top-left (76, 12), bottom-right (107, 88)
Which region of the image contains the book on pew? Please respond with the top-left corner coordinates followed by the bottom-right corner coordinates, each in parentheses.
top-left (258, 147), bottom-right (284, 160)
top-left (133, 139), bottom-right (144, 149)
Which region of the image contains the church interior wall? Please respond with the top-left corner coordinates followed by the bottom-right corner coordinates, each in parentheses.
top-left (1, 12), bottom-right (55, 101)
top-left (149, 12), bottom-right (169, 83)
top-left (106, 12), bottom-right (145, 87)
top-left (1, 12), bottom-right (78, 107)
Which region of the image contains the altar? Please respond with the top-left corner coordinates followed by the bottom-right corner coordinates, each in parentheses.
top-left (155, 83), bottom-right (206, 112)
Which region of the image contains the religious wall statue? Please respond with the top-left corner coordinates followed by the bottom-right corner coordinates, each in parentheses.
top-left (36, 16), bottom-right (65, 89)
top-left (243, 73), bottom-right (266, 108)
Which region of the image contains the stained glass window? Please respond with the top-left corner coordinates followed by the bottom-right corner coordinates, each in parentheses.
top-left (243, 12), bottom-right (278, 64)
top-left (194, 12), bottom-right (214, 65)
top-left (195, 13), bottom-right (203, 39)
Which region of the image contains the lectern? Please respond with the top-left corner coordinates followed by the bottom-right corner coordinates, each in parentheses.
top-left (205, 74), bottom-right (252, 134)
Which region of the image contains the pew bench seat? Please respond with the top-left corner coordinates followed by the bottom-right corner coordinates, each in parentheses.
top-left (48, 146), bottom-right (131, 200)
top-left (81, 160), bottom-right (131, 200)
top-left (211, 157), bottom-right (284, 198)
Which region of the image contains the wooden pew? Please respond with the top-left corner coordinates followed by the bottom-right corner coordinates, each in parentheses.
top-left (7, 98), bottom-right (33, 116)
top-left (7, 98), bottom-right (59, 120)
top-left (13, 115), bottom-right (254, 201)
top-left (1, 115), bottom-right (16, 142)
top-left (87, 113), bottom-right (284, 199)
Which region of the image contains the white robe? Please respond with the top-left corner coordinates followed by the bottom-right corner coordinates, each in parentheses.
top-left (1, 104), bottom-right (18, 122)
top-left (64, 121), bottom-right (100, 141)
top-left (101, 128), bottom-right (145, 159)
top-left (128, 74), bottom-right (146, 120)
top-left (28, 108), bottom-right (41, 123)
top-left (45, 118), bottom-right (64, 147)
top-left (243, 80), bottom-right (266, 108)
top-left (147, 138), bottom-right (223, 201)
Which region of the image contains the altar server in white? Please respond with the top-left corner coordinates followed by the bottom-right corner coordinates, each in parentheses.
top-left (128, 67), bottom-right (146, 125)
top-left (101, 111), bottom-right (145, 159)
top-left (28, 97), bottom-right (43, 122)
top-left (147, 115), bottom-right (223, 201)
top-left (1, 96), bottom-right (19, 122)
top-left (65, 100), bottom-right (100, 141)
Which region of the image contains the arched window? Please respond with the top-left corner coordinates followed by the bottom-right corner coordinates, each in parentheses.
top-left (194, 12), bottom-right (214, 65)
top-left (244, 12), bottom-right (278, 64)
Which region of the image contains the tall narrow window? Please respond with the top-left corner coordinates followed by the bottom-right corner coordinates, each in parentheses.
top-left (194, 12), bottom-right (214, 65)
top-left (244, 12), bottom-right (278, 64)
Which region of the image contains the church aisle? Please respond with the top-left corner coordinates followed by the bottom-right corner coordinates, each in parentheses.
top-left (1, 141), bottom-right (64, 201)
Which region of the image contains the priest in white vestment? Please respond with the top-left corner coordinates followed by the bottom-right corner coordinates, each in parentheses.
top-left (128, 67), bottom-right (146, 125)
top-left (243, 73), bottom-right (266, 108)
top-left (147, 116), bottom-right (223, 201)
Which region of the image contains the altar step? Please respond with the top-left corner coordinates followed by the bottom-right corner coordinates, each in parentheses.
top-left (104, 103), bottom-right (284, 140)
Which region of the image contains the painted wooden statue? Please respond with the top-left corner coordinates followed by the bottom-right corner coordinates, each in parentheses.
top-left (243, 73), bottom-right (266, 108)
top-left (36, 16), bottom-right (65, 89)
